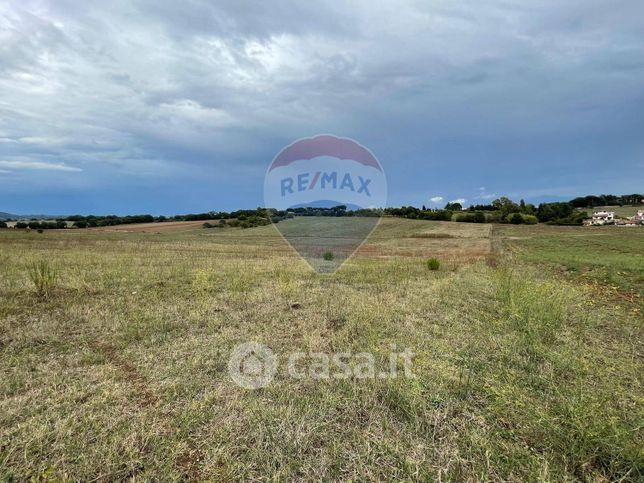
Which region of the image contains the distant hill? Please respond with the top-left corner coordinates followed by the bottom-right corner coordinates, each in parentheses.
top-left (290, 200), bottom-right (363, 210)
top-left (0, 212), bottom-right (60, 221)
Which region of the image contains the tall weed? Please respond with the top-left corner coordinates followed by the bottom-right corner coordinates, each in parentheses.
top-left (27, 259), bottom-right (58, 297)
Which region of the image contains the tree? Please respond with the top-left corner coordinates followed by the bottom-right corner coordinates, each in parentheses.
top-left (444, 202), bottom-right (463, 211)
top-left (492, 197), bottom-right (520, 217)
top-left (536, 202), bottom-right (573, 223)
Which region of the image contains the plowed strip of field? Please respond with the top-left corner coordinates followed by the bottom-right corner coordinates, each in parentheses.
top-left (92, 220), bottom-right (207, 232)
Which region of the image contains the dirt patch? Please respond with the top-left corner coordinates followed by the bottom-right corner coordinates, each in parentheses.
top-left (176, 443), bottom-right (204, 481)
top-left (91, 341), bottom-right (159, 408)
top-left (406, 233), bottom-right (456, 239)
top-left (92, 221), bottom-right (208, 233)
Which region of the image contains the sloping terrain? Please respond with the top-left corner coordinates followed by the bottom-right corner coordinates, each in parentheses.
top-left (0, 219), bottom-right (641, 480)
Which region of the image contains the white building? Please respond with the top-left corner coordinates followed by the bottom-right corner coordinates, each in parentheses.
top-left (589, 210), bottom-right (615, 225)
top-left (630, 210), bottom-right (644, 225)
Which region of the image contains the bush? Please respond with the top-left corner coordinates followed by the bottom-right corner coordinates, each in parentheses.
top-left (0, 221), bottom-right (7, 228)
top-left (486, 211), bottom-right (503, 223)
top-left (27, 259), bottom-right (58, 297)
top-left (454, 212), bottom-right (486, 223)
top-left (472, 211), bottom-right (486, 223)
top-left (548, 211), bottom-right (587, 226)
top-left (426, 258), bottom-right (440, 270)
top-left (505, 213), bottom-right (539, 225)
top-left (509, 213), bottom-right (524, 224)
top-left (323, 251), bottom-right (334, 261)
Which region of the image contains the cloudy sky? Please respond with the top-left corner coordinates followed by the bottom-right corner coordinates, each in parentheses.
top-left (1, 0), bottom-right (643, 214)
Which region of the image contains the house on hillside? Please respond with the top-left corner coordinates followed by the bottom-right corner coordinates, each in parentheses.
top-left (587, 210), bottom-right (615, 225)
top-left (630, 210), bottom-right (644, 225)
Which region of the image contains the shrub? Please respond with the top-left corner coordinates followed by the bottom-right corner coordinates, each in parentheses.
top-left (323, 251), bottom-right (334, 261)
top-left (426, 258), bottom-right (440, 270)
top-left (453, 213), bottom-right (473, 222)
top-left (548, 211), bottom-right (587, 226)
top-left (454, 212), bottom-right (486, 223)
top-left (27, 259), bottom-right (58, 297)
top-left (509, 213), bottom-right (524, 224)
top-left (0, 221), bottom-right (7, 228)
top-left (523, 214), bottom-right (538, 225)
top-left (473, 211), bottom-right (486, 223)
top-left (486, 211), bottom-right (503, 223)
top-left (422, 210), bottom-right (452, 221)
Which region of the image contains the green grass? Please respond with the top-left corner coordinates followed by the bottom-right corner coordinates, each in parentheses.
top-left (498, 224), bottom-right (644, 303)
top-left (0, 219), bottom-right (642, 480)
top-left (426, 257), bottom-right (440, 270)
top-left (576, 205), bottom-right (644, 218)
top-left (26, 259), bottom-right (59, 297)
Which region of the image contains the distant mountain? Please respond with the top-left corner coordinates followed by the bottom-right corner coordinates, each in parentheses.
top-left (0, 212), bottom-right (60, 221)
top-left (289, 200), bottom-right (363, 210)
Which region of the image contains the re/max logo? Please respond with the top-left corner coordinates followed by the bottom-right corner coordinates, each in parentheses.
top-left (281, 172), bottom-right (371, 197)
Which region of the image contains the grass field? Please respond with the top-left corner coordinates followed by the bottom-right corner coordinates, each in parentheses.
top-left (498, 224), bottom-right (644, 304)
top-left (575, 205), bottom-right (644, 218)
top-left (0, 219), bottom-right (642, 481)
top-left (92, 220), bottom-right (210, 233)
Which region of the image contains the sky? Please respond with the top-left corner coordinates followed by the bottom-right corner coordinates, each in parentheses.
top-left (1, 0), bottom-right (643, 215)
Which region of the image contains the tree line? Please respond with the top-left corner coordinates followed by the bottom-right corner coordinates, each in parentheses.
top-left (385, 193), bottom-right (642, 225)
top-left (2, 193), bottom-right (640, 230)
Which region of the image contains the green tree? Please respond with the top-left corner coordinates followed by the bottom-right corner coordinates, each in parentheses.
top-left (493, 197), bottom-right (520, 217)
top-left (509, 213), bottom-right (524, 224)
top-left (445, 202), bottom-right (463, 211)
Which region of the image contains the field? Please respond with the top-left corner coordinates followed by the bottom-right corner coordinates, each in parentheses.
top-left (0, 218), bottom-right (642, 481)
top-left (498, 224), bottom-right (644, 303)
top-left (4, 220), bottom-right (208, 232)
top-left (576, 205), bottom-right (644, 218)
top-left (92, 220), bottom-right (210, 233)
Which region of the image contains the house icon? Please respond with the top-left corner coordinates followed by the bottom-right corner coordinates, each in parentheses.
top-left (228, 342), bottom-right (278, 389)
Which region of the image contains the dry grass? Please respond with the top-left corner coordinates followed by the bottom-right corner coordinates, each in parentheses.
top-left (91, 220), bottom-right (210, 233)
top-left (0, 218), bottom-right (642, 481)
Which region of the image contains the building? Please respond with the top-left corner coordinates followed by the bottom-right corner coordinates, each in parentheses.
top-left (588, 211), bottom-right (615, 225)
top-left (629, 210), bottom-right (644, 225)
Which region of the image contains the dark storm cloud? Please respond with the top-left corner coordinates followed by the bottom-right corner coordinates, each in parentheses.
top-left (0, 0), bottom-right (642, 213)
